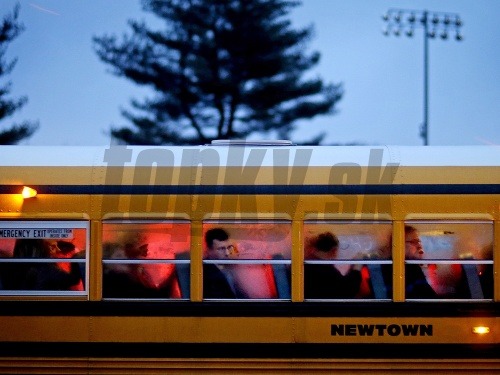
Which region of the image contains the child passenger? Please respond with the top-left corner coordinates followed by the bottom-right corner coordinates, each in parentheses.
top-left (304, 232), bottom-right (362, 299)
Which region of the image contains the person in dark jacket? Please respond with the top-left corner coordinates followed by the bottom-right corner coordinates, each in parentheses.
top-left (203, 228), bottom-right (236, 299)
top-left (404, 225), bottom-right (437, 299)
top-left (304, 232), bottom-right (362, 299)
top-left (2, 239), bottom-right (82, 291)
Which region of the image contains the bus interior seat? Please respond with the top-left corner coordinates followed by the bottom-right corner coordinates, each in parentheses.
top-left (174, 252), bottom-right (190, 299)
top-left (367, 264), bottom-right (388, 299)
top-left (78, 263), bottom-right (86, 288)
top-left (461, 263), bottom-right (484, 299)
top-left (271, 254), bottom-right (291, 299)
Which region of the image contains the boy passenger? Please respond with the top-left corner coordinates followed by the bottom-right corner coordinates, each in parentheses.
top-left (404, 225), bottom-right (437, 299)
top-left (203, 228), bottom-right (236, 298)
top-left (304, 232), bottom-right (362, 299)
top-left (358, 226), bottom-right (437, 300)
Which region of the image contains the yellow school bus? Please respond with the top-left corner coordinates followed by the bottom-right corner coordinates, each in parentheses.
top-left (0, 142), bottom-right (498, 373)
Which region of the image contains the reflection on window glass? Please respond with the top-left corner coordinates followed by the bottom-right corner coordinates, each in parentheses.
top-left (202, 221), bottom-right (291, 300)
top-left (102, 221), bottom-right (190, 299)
top-left (405, 221), bottom-right (493, 300)
top-left (0, 221), bottom-right (88, 294)
top-left (303, 221), bottom-right (392, 300)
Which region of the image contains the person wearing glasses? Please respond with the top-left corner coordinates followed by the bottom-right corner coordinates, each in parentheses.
top-left (203, 228), bottom-right (237, 299)
top-left (404, 225), bottom-right (437, 299)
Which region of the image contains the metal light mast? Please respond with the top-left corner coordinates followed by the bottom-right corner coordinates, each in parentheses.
top-left (382, 9), bottom-right (463, 145)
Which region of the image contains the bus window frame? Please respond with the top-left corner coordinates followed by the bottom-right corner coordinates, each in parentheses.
top-left (101, 219), bottom-right (191, 301)
top-left (0, 220), bottom-right (89, 297)
top-left (404, 220), bottom-right (494, 302)
top-left (202, 219), bottom-right (292, 301)
top-left (303, 220), bottom-right (393, 302)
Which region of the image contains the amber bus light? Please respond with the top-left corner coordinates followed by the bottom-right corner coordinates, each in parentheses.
top-left (472, 326), bottom-right (490, 335)
top-left (22, 186), bottom-right (37, 199)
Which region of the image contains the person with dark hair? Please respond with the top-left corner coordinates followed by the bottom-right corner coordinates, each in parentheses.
top-left (304, 232), bottom-right (362, 299)
top-left (203, 228), bottom-right (236, 298)
top-left (359, 226), bottom-right (437, 300)
top-left (404, 225), bottom-right (437, 299)
top-left (2, 239), bottom-right (82, 291)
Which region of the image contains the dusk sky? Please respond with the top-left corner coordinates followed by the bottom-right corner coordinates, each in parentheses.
top-left (1, 0), bottom-right (499, 146)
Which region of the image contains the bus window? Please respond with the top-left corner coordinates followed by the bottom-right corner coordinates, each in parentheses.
top-left (0, 221), bottom-right (88, 296)
top-left (303, 221), bottom-right (392, 300)
top-left (202, 221), bottom-right (291, 300)
top-left (404, 221), bottom-right (493, 300)
top-left (102, 220), bottom-right (190, 299)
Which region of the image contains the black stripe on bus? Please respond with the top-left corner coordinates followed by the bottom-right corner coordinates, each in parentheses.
top-left (1, 184), bottom-right (500, 195)
top-left (0, 342), bottom-right (498, 359)
top-left (0, 301), bottom-right (498, 318)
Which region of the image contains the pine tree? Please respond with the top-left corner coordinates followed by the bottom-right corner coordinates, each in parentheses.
top-left (0, 4), bottom-right (38, 145)
top-left (94, 0), bottom-right (342, 145)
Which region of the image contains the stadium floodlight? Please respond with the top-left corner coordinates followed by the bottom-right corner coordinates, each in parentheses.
top-left (382, 9), bottom-right (463, 145)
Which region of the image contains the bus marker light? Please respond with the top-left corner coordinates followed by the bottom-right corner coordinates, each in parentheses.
top-left (472, 326), bottom-right (490, 335)
top-left (22, 186), bottom-right (37, 199)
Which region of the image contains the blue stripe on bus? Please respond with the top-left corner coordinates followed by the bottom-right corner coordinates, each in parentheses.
top-left (1, 184), bottom-right (500, 195)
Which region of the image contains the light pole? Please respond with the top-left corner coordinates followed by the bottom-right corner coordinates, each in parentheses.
top-left (382, 9), bottom-right (463, 145)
